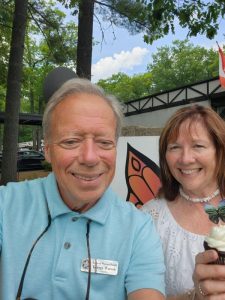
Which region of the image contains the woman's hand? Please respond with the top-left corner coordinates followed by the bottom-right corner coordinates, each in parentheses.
top-left (193, 250), bottom-right (225, 299)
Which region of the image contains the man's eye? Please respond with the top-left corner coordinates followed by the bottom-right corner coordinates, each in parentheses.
top-left (59, 140), bottom-right (80, 149)
top-left (97, 140), bottom-right (115, 150)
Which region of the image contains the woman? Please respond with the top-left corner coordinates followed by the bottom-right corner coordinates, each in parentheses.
top-left (142, 104), bottom-right (225, 299)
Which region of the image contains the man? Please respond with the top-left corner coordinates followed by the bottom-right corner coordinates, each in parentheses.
top-left (0, 78), bottom-right (165, 299)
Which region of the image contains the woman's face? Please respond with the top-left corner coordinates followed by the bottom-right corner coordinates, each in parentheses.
top-left (166, 119), bottom-right (218, 197)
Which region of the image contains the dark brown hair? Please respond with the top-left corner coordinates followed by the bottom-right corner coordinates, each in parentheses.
top-left (158, 105), bottom-right (225, 201)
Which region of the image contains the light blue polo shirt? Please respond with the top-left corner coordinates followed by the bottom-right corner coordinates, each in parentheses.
top-left (0, 173), bottom-right (165, 299)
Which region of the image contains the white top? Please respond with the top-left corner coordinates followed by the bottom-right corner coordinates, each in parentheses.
top-left (141, 198), bottom-right (205, 296)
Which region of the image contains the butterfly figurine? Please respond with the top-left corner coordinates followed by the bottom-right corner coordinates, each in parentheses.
top-left (204, 199), bottom-right (225, 224)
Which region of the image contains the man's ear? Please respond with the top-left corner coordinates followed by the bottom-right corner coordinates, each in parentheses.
top-left (44, 141), bottom-right (51, 163)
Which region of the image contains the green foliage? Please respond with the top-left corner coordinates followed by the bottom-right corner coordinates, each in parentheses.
top-left (1, 0), bottom-right (223, 143)
top-left (95, 0), bottom-right (150, 35)
top-left (142, 0), bottom-right (225, 44)
top-left (0, 1), bottom-right (13, 109)
top-left (41, 160), bottom-right (52, 171)
top-left (18, 126), bottom-right (33, 143)
top-left (98, 40), bottom-right (219, 102)
top-left (60, 0), bottom-right (225, 45)
top-left (0, 0), bottom-right (78, 143)
top-left (59, 0), bottom-right (79, 9)
top-left (147, 39), bottom-right (218, 92)
top-left (21, 3), bottom-right (78, 114)
top-left (98, 72), bottom-right (153, 102)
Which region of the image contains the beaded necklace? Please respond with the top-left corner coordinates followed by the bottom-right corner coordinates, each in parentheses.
top-left (179, 187), bottom-right (220, 203)
top-left (179, 187), bottom-right (225, 224)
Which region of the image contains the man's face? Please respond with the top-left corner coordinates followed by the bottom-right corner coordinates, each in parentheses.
top-left (44, 93), bottom-right (117, 212)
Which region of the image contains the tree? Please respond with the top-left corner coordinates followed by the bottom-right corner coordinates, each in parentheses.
top-left (98, 40), bottom-right (219, 101)
top-left (0, 1), bottom-right (13, 110)
top-left (21, 8), bottom-right (78, 150)
top-left (98, 72), bottom-right (153, 102)
top-left (59, 0), bottom-right (225, 79)
top-left (76, 0), bottom-right (94, 79)
top-left (0, 0), bottom-right (78, 183)
top-left (1, 0), bottom-right (28, 185)
top-left (147, 40), bottom-right (218, 93)
top-left (22, 6), bottom-right (78, 114)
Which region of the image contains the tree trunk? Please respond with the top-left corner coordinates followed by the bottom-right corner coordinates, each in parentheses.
top-left (76, 0), bottom-right (94, 80)
top-left (1, 0), bottom-right (28, 185)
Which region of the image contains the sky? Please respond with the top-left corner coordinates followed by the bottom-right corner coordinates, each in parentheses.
top-left (91, 17), bottom-right (225, 82)
top-left (57, 2), bottom-right (225, 83)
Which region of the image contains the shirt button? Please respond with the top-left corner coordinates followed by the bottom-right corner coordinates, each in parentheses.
top-left (64, 242), bottom-right (71, 249)
top-left (72, 217), bottom-right (78, 222)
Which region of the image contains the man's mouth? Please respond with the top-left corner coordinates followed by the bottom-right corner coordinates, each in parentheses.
top-left (71, 172), bottom-right (102, 181)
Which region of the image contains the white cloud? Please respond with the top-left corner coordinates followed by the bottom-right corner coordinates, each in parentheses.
top-left (91, 47), bottom-right (149, 82)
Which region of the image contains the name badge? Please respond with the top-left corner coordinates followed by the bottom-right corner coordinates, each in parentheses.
top-left (81, 258), bottom-right (118, 275)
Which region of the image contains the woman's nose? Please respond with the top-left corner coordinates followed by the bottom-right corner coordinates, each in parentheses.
top-left (179, 148), bottom-right (195, 164)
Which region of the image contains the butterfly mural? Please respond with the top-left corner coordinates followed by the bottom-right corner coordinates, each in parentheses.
top-left (204, 199), bottom-right (225, 224)
top-left (125, 143), bottom-right (161, 208)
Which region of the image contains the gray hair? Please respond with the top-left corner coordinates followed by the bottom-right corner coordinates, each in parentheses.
top-left (42, 78), bottom-right (124, 141)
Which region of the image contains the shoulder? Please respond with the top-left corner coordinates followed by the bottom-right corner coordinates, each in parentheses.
top-left (106, 188), bottom-right (156, 233)
top-left (141, 198), bottom-right (167, 218)
top-left (111, 190), bottom-right (152, 220)
top-left (0, 175), bottom-right (47, 195)
top-left (0, 175), bottom-right (49, 213)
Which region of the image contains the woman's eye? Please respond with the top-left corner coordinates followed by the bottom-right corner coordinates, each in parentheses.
top-left (194, 144), bottom-right (205, 149)
top-left (167, 145), bottom-right (179, 151)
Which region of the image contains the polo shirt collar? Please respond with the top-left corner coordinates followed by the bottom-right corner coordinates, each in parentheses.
top-left (44, 172), bottom-right (113, 225)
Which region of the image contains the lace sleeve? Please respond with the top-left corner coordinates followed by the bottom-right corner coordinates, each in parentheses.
top-left (141, 199), bottom-right (161, 220)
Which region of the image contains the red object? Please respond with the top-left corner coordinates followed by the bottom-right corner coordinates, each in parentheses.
top-left (218, 45), bottom-right (225, 88)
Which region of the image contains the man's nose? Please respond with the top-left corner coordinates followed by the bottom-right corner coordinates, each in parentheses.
top-left (78, 139), bottom-right (100, 166)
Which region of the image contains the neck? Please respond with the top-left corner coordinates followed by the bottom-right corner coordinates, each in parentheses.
top-left (71, 201), bottom-right (96, 213)
top-left (72, 203), bottom-right (91, 213)
top-left (179, 187), bottom-right (220, 203)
